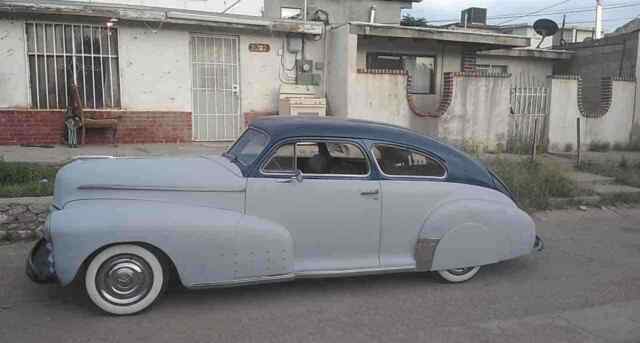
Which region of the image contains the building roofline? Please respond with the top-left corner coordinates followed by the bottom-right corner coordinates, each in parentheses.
top-left (0, 0), bottom-right (323, 34)
top-left (349, 22), bottom-right (530, 49)
top-left (478, 48), bottom-right (574, 60)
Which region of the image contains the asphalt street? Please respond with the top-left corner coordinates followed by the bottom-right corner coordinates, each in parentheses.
top-left (1, 207), bottom-right (639, 343)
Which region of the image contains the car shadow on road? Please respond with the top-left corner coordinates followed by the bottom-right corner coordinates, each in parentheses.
top-left (152, 257), bottom-right (536, 311)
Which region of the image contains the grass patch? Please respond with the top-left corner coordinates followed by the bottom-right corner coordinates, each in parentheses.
top-left (486, 157), bottom-right (580, 211)
top-left (0, 162), bottom-right (59, 197)
top-left (579, 158), bottom-right (640, 188)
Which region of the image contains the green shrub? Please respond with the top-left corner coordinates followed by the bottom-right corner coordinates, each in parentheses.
top-left (487, 158), bottom-right (579, 211)
top-left (589, 140), bottom-right (611, 152)
top-left (0, 162), bottom-right (59, 198)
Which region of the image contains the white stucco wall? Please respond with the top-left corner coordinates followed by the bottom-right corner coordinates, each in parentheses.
top-left (0, 15), bottom-right (326, 118)
top-left (0, 18), bottom-right (29, 108)
top-left (118, 24), bottom-right (191, 111)
top-left (548, 78), bottom-right (637, 152)
top-left (349, 73), bottom-right (410, 125)
top-left (438, 76), bottom-right (511, 150)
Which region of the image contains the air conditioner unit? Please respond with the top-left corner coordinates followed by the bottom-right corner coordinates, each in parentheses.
top-left (279, 84), bottom-right (326, 116)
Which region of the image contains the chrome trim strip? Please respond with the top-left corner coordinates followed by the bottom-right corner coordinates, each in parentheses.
top-left (370, 143), bottom-right (448, 180)
top-left (296, 265), bottom-right (415, 278)
top-left (189, 266), bottom-right (421, 288)
top-left (71, 155), bottom-right (115, 161)
top-left (77, 184), bottom-right (245, 193)
top-left (190, 274), bottom-right (295, 289)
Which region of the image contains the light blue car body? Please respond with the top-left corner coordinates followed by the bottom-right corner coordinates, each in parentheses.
top-left (45, 118), bottom-right (537, 288)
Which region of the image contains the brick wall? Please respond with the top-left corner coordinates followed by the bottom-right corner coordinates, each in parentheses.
top-left (0, 110), bottom-right (192, 145)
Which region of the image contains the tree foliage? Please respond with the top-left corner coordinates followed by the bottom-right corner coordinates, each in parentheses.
top-left (401, 14), bottom-right (428, 27)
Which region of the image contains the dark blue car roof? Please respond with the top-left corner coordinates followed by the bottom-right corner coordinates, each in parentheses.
top-left (249, 116), bottom-right (498, 190)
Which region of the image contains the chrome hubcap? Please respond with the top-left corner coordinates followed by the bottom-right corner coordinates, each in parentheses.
top-left (96, 254), bottom-right (153, 306)
top-left (447, 267), bottom-right (474, 276)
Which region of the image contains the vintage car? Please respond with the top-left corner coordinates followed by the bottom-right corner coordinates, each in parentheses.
top-left (27, 117), bottom-right (542, 315)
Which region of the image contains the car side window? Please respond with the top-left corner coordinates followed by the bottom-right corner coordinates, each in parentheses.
top-left (262, 144), bottom-right (295, 172)
top-left (262, 141), bottom-right (369, 176)
top-left (372, 144), bottom-right (446, 178)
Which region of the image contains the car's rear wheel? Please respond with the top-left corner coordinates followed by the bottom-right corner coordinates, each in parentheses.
top-left (436, 266), bottom-right (480, 283)
top-left (85, 244), bottom-right (165, 315)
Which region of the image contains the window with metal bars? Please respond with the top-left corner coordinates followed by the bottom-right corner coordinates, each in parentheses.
top-left (26, 22), bottom-right (121, 109)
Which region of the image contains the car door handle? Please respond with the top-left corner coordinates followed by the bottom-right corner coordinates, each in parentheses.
top-left (360, 189), bottom-right (379, 196)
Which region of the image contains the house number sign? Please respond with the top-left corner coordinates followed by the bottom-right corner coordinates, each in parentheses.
top-left (249, 43), bottom-right (270, 53)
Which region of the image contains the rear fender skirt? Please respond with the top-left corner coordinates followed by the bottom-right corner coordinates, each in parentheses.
top-left (417, 199), bottom-right (536, 271)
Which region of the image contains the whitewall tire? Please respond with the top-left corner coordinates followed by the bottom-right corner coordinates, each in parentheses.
top-left (436, 266), bottom-right (480, 283)
top-left (85, 244), bottom-right (165, 315)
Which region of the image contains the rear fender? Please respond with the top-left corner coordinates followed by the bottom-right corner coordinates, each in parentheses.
top-left (416, 199), bottom-right (535, 271)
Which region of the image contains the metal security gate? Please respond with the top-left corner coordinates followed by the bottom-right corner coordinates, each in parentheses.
top-left (508, 76), bottom-right (549, 153)
top-left (191, 35), bottom-right (241, 141)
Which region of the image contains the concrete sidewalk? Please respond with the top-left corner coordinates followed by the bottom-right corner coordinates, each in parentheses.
top-left (0, 143), bottom-right (231, 164)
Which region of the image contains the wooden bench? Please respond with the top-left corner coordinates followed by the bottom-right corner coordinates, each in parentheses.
top-left (81, 113), bottom-right (122, 145)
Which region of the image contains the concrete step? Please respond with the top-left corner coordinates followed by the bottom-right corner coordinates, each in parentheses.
top-left (566, 171), bottom-right (616, 187)
top-left (591, 184), bottom-right (640, 196)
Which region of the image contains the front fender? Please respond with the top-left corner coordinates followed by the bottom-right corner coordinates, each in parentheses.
top-left (50, 200), bottom-right (294, 286)
top-left (416, 199), bottom-right (535, 271)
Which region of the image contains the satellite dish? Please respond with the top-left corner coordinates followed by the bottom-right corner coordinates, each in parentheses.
top-left (533, 19), bottom-right (559, 48)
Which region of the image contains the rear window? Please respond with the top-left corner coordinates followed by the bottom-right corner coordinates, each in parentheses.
top-left (372, 144), bottom-right (446, 178)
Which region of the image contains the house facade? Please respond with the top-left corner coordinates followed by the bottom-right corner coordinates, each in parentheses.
top-left (1, 0), bottom-right (548, 148)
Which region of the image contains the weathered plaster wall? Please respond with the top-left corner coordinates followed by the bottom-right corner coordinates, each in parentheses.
top-left (118, 23), bottom-right (191, 111)
top-left (548, 78), bottom-right (637, 152)
top-left (0, 18), bottom-right (29, 108)
top-left (438, 75), bottom-right (511, 151)
top-left (239, 31), bottom-right (325, 114)
top-left (349, 73), bottom-right (410, 125)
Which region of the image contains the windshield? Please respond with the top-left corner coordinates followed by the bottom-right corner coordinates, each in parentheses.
top-left (226, 129), bottom-right (270, 166)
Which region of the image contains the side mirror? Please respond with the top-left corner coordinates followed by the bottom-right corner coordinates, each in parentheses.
top-left (295, 169), bottom-right (304, 183)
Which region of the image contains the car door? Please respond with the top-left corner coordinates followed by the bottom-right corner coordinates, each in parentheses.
top-left (371, 144), bottom-right (454, 268)
top-left (245, 139), bottom-right (381, 272)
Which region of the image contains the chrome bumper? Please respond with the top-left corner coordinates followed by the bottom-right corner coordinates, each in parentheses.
top-left (26, 238), bottom-right (57, 284)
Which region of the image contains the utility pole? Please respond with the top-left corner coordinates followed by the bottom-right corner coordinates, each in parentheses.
top-left (595, 0), bottom-right (603, 39)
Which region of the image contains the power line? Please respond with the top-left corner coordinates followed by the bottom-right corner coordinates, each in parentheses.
top-left (565, 15), bottom-right (640, 24)
top-left (422, 1), bottom-right (640, 23)
top-left (498, 0), bottom-right (575, 25)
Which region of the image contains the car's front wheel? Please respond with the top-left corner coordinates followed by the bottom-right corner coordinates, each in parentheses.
top-left (85, 244), bottom-right (166, 315)
top-left (436, 266), bottom-right (480, 283)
